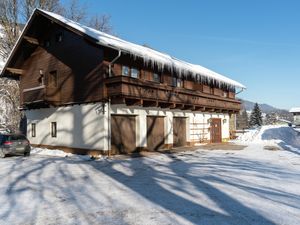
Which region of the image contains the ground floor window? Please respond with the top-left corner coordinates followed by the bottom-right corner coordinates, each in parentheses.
top-left (31, 123), bottom-right (36, 137)
top-left (51, 122), bottom-right (57, 137)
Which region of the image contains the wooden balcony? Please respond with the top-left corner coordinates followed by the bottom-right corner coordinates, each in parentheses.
top-left (105, 76), bottom-right (241, 113)
top-left (22, 85), bottom-right (60, 108)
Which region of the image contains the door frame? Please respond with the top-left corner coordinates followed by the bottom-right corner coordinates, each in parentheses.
top-left (210, 118), bottom-right (222, 143)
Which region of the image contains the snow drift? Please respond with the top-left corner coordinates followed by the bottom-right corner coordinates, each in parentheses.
top-left (236, 125), bottom-right (300, 151)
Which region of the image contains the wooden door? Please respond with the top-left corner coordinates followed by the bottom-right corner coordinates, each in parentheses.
top-left (147, 116), bottom-right (165, 150)
top-left (111, 115), bottom-right (136, 154)
top-left (173, 117), bottom-right (187, 147)
top-left (210, 118), bottom-right (222, 143)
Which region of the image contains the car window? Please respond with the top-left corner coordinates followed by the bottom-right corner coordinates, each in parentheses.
top-left (0, 135), bottom-right (8, 144)
top-left (11, 135), bottom-right (20, 141)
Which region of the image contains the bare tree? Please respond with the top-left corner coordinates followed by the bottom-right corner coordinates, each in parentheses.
top-left (21, 0), bottom-right (63, 21)
top-left (88, 14), bottom-right (113, 33)
top-left (62, 0), bottom-right (87, 23)
top-left (0, 78), bottom-right (20, 132)
top-left (0, 0), bottom-right (113, 133)
top-left (0, 0), bottom-right (20, 60)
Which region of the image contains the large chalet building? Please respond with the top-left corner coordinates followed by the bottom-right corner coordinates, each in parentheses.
top-left (1, 9), bottom-right (245, 155)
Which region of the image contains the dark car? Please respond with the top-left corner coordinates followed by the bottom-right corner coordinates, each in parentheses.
top-left (0, 134), bottom-right (31, 158)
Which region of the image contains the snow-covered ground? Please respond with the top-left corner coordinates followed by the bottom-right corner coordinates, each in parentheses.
top-left (0, 125), bottom-right (300, 225)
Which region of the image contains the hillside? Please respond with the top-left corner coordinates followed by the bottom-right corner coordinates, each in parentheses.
top-left (239, 99), bottom-right (293, 123)
top-left (241, 99), bottom-right (281, 113)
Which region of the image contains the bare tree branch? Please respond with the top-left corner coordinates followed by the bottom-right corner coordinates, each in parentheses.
top-left (61, 0), bottom-right (87, 23)
top-left (88, 14), bottom-right (113, 34)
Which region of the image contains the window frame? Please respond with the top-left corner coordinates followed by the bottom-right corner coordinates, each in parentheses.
top-left (131, 68), bottom-right (139, 78)
top-left (122, 66), bottom-right (130, 76)
top-left (223, 91), bottom-right (229, 98)
top-left (31, 123), bottom-right (36, 137)
top-left (153, 73), bottom-right (161, 83)
top-left (49, 70), bottom-right (58, 88)
top-left (55, 32), bottom-right (63, 43)
top-left (172, 77), bottom-right (183, 88)
top-left (44, 39), bottom-right (51, 47)
top-left (51, 122), bottom-right (57, 138)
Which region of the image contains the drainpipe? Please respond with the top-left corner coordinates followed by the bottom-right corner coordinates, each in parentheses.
top-left (107, 49), bottom-right (121, 155)
top-left (108, 49), bottom-right (121, 77)
top-left (236, 87), bottom-right (245, 95)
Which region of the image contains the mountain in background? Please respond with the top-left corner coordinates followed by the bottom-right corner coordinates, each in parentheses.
top-left (240, 99), bottom-right (280, 113)
top-left (239, 98), bottom-right (293, 121)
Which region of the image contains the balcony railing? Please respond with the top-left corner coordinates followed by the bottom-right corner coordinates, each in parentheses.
top-left (105, 76), bottom-right (241, 112)
top-left (22, 85), bottom-right (60, 108)
top-left (23, 85), bottom-right (46, 104)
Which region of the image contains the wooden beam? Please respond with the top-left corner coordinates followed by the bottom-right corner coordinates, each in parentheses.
top-left (183, 105), bottom-right (195, 110)
top-left (196, 106), bottom-right (206, 112)
top-left (125, 98), bottom-right (142, 106)
top-left (174, 104), bottom-right (184, 109)
top-left (24, 36), bottom-right (39, 45)
top-left (111, 97), bottom-right (125, 105)
top-left (143, 100), bottom-right (158, 107)
top-left (159, 102), bottom-right (173, 108)
top-left (169, 103), bottom-right (176, 109)
top-left (6, 67), bottom-right (24, 75)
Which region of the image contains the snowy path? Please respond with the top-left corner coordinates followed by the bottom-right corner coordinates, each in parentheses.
top-left (1, 140), bottom-right (300, 225)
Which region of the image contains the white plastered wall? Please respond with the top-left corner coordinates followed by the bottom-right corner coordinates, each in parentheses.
top-left (26, 103), bottom-right (109, 150)
top-left (26, 103), bottom-right (231, 152)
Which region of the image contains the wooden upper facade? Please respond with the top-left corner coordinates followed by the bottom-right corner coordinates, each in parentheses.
top-left (2, 9), bottom-right (242, 113)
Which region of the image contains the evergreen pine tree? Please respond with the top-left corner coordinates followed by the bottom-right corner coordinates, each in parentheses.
top-left (249, 103), bottom-right (263, 127)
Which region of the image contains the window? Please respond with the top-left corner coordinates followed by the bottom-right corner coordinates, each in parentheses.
top-left (153, 73), bottom-right (160, 82)
top-left (177, 78), bottom-right (183, 88)
top-left (31, 123), bottom-right (36, 137)
top-left (122, 66), bottom-right (130, 76)
top-left (223, 91), bottom-right (228, 98)
top-left (55, 32), bottom-right (63, 42)
top-left (51, 122), bottom-right (57, 137)
top-left (172, 77), bottom-right (177, 87)
top-left (172, 77), bottom-right (183, 87)
top-left (49, 71), bottom-right (58, 88)
top-left (44, 39), bottom-right (50, 47)
top-left (131, 68), bottom-right (139, 78)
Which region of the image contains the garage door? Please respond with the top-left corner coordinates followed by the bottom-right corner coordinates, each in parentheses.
top-left (111, 115), bottom-right (136, 154)
top-left (147, 116), bottom-right (165, 151)
top-left (173, 117), bottom-right (187, 147)
top-left (210, 118), bottom-right (222, 143)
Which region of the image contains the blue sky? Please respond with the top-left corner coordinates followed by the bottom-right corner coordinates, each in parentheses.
top-left (79, 0), bottom-right (299, 110)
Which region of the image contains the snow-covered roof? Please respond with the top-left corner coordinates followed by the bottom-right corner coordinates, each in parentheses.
top-left (39, 9), bottom-right (245, 89)
top-left (289, 107), bottom-right (300, 113)
top-left (3, 8), bottom-right (246, 89)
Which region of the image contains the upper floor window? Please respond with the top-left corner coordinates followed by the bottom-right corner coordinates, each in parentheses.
top-left (131, 68), bottom-right (139, 78)
top-left (172, 77), bottom-right (183, 87)
top-left (38, 69), bottom-right (44, 85)
top-left (223, 91), bottom-right (228, 98)
top-left (122, 66), bottom-right (130, 76)
top-left (153, 73), bottom-right (161, 83)
top-left (49, 70), bottom-right (58, 88)
top-left (44, 39), bottom-right (50, 47)
top-left (55, 32), bottom-right (63, 42)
